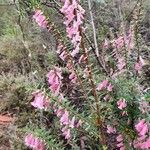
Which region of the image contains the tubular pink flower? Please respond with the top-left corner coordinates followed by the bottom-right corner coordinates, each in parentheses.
top-left (116, 134), bottom-right (125, 150)
top-left (117, 99), bottom-right (127, 110)
top-left (69, 71), bottom-right (77, 83)
top-left (62, 126), bottom-right (71, 139)
top-left (107, 83), bottom-right (113, 91)
top-left (116, 134), bottom-right (123, 142)
top-left (119, 146), bottom-right (125, 150)
top-left (97, 80), bottom-right (109, 91)
top-left (31, 91), bottom-right (50, 110)
top-left (107, 125), bottom-right (116, 134)
top-left (56, 107), bottom-right (64, 117)
top-left (60, 110), bottom-right (69, 125)
top-left (47, 67), bottom-right (63, 96)
top-left (133, 119), bottom-right (150, 149)
top-left (33, 10), bottom-right (48, 28)
top-left (25, 134), bottom-right (34, 147)
top-left (134, 135), bottom-right (150, 149)
top-left (24, 134), bottom-right (45, 150)
top-left (117, 142), bottom-right (124, 147)
top-left (134, 61), bottom-right (142, 73)
top-left (97, 80), bottom-right (113, 92)
top-left (141, 138), bottom-right (150, 149)
top-left (135, 119), bottom-right (148, 136)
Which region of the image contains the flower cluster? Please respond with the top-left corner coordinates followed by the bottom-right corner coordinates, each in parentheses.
top-left (60, 0), bottom-right (85, 57)
top-left (97, 80), bottom-right (113, 91)
top-left (103, 29), bottom-right (134, 71)
top-left (103, 29), bottom-right (134, 51)
top-left (31, 90), bottom-right (50, 110)
top-left (47, 67), bottom-right (81, 139)
top-left (47, 67), bottom-right (63, 96)
top-left (33, 10), bottom-right (48, 28)
top-left (57, 43), bottom-right (78, 83)
top-left (134, 119), bottom-right (150, 149)
top-left (116, 134), bottom-right (125, 150)
top-left (25, 134), bottom-right (45, 150)
top-left (53, 105), bottom-right (82, 139)
top-left (112, 32), bottom-right (134, 50)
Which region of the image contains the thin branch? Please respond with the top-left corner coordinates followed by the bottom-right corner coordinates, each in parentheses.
top-left (83, 33), bottom-right (110, 76)
top-left (87, 0), bottom-right (99, 57)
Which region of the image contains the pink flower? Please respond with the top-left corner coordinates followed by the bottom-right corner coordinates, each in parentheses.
top-left (97, 80), bottom-right (109, 91)
top-left (116, 134), bottom-right (123, 142)
top-left (97, 80), bottom-right (113, 92)
top-left (37, 140), bottom-right (45, 150)
top-left (117, 142), bottom-right (124, 148)
top-left (116, 134), bottom-right (125, 150)
top-left (69, 71), bottom-right (77, 83)
top-left (24, 134), bottom-right (45, 150)
top-left (135, 119), bottom-right (148, 136)
top-left (119, 146), bottom-right (125, 150)
top-left (134, 61), bottom-right (142, 72)
top-left (134, 136), bottom-right (150, 149)
top-left (33, 10), bottom-right (48, 28)
top-left (117, 99), bottom-right (127, 110)
top-left (60, 0), bottom-right (71, 13)
top-left (113, 36), bottom-right (124, 49)
top-left (60, 0), bottom-right (85, 56)
top-left (31, 91), bottom-right (50, 110)
top-left (107, 83), bottom-right (113, 91)
top-left (137, 135), bottom-right (147, 141)
top-left (141, 138), bottom-right (150, 149)
top-left (47, 67), bottom-right (63, 96)
top-left (62, 126), bottom-right (71, 139)
top-left (60, 110), bottom-right (69, 125)
top-left (107, 125), bottom-right (116, 134)
top-left (56, 107), bottom-right (64, 117)
top-left (25, 134), bottom-right (34, 147)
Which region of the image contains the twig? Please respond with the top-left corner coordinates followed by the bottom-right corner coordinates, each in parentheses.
top-left (83, 33), bottom-right (110, 76)
top-left (87, 0), bottom-right (99, 57)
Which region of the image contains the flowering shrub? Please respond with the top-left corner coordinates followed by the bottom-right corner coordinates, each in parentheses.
top-left (23, 0), bottom-right (150, 149)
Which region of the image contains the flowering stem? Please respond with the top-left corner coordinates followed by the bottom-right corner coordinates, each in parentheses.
top-left (80, 31), bottom-right (106, 146)
top-left (46, 22), bottom-right (88, 102)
